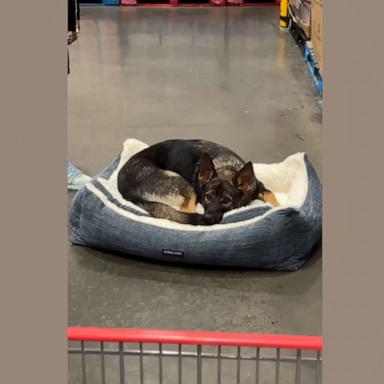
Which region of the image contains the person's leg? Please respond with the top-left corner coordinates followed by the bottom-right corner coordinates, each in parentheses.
top-left (67, 29), bottom-right (88, 190)
top-left (67, 161), bottom-right (91, 190)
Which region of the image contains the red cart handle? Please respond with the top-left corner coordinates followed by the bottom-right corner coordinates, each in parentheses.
top-left (68, 327), bottom-right (322, 351)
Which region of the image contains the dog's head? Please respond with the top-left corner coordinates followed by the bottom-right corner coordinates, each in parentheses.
top-left (197, 153), bottom-right (267, 224)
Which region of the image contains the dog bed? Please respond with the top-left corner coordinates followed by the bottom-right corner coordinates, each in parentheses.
top-left (69, 139), bottom-right (322, 271)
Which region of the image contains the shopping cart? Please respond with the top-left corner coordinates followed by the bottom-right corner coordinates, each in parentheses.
top-left (68, 327), bottom-right (322, 384)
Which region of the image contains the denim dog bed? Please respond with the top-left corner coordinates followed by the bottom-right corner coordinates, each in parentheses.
top-left (69, 139), bottom-right (322, 271)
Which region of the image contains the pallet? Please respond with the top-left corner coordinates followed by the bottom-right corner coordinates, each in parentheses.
top-left (304, 41), bottom-right (323, 96)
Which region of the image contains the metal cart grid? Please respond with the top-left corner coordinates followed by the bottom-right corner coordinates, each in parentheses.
top-left (68, 327), bottom-right (322, 384)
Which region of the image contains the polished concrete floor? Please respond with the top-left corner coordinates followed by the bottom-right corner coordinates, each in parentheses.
top-left (68, 6), bottom-right (321, 340)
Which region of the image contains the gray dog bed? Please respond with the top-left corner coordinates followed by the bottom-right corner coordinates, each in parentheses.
top-left (69, 139), bottom-right (322, 271)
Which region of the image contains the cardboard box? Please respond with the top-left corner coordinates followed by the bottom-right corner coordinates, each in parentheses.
top-left (289, 0), bottom-right (312, 39)
top-left (311, 0), bottom-right (323, 75)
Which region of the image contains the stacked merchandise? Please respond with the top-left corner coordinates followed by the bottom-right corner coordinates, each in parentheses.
top-left (285, 0), bottom-right (323, 95)
top-left (288, 0), bottom-right (323, 73)
top-left (289, 0), bottom-right (312, 39)
top-left (311, 0), bottom-right (323, 75)
top-left (303, 0), bottom-right (323, 95)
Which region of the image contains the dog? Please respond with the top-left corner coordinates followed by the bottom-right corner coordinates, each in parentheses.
top-left (117, 140), bottom-right (280, 225)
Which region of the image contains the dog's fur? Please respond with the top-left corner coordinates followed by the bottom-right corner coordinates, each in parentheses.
top-left (117, 140), bottom-right (279, 225)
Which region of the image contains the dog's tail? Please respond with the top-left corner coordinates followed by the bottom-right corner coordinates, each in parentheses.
top-left (137, 201), bottom-right (210, 226)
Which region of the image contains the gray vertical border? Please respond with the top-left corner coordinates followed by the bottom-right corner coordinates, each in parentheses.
top-left (324, 0), bottom-right (384, 383)
top-left (0, 1), bottom-right (67, 384)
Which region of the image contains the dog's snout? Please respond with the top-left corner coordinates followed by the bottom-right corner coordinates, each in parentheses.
top-left (204, 211), bottom-right (223, 225)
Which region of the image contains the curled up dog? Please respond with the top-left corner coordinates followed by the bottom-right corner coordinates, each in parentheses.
top-left (117, 140), bottom-right (280, 225)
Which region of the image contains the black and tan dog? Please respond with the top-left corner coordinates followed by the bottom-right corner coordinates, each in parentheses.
top-left (118, 140), bottom-right (279, 225)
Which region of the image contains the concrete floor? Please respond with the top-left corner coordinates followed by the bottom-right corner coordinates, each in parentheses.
top-left (68, 6), bottom-right (322, 339)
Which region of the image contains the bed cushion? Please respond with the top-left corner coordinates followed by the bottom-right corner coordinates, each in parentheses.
top-left (69, 139), bottom-right (322, 270)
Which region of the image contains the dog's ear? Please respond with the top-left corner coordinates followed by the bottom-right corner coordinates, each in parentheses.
top-left (233, 162), bottom-right (257, 194)
top-left (198, 153), bottom-right (217, 184)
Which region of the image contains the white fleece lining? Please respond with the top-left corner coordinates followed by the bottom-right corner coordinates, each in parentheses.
top-left (85, 139), bottom-right (309, 231)
top-left (87, 183), bottom-right (282, 231)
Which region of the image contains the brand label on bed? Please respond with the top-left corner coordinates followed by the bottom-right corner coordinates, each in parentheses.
top-left (162, 249), bottom-right (184, 257)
